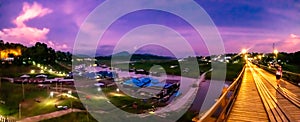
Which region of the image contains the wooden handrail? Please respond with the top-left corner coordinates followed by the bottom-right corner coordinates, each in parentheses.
top-left (196, 65), bottom-right (246, 122)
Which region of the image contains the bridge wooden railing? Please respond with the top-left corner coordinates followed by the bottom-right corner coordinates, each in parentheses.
top-left (194, 65), bottom-right (246, 122)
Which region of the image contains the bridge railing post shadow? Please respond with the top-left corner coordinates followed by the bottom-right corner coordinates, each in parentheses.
top-left (194, 65), bottom-right (246, 122)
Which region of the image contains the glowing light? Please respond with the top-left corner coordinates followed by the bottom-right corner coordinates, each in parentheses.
top-left (37, 64), bottom-right (40, 67)
top-left (44, 99), bottom-right (56, 106)
top-left (241, 49), bottom-right (247, 54)
top-left (149, 111), bottom-right (155, 114)
top-left (30, 70), bottom-right (35, 74)
top-left (273, 49), bottom-right (279, 55)
top-left (68, 90), bottom-right (72, 95)
top-left (258, 55), bottom-right (262, 59)
top-left (244, 55), bottom-right (248, 60)
top-left (0, 48), bottom-right (21, 59)
top-left (109, 92), bottom-right (124, 97)
top-left (50, 91), bottom-right (54, 98)
top-left (116, 88), bottom-right (120, 92)
top-left (58, 93), bottom-right (77, 99)
top-left (40, 70), bottom-right (44, 74)
top-left (97, 87), bottom-right (101, 92)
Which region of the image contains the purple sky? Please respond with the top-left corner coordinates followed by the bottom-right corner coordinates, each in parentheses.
top-left (0, 0), bottom-right (300, 56)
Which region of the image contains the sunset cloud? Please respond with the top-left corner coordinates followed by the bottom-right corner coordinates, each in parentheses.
top-left (0, 2), bottom-right (52, 45)
top-left (14, 2), bottom-right (52, 27)
top-left (46, 41), bottom-right (69, 51)
top-left (290, 33), bottom-right (299, 39)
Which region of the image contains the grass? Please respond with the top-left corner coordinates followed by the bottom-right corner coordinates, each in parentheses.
top-left (41, 112), bottom-right (97, 122)
top-left (0, 65), bottom-right (39, 77)
top-left (0, 80), bottom-right (86, 119)
top-left (0, 60), bottom-right (245, 121)
top-left (113, 60), bottom-right (244, 81)
top-left (0, 80), bottom-right (48, 117)
top-left (282, 64), bottom-right (300, 74)
top-left (0, 64), bottom-right (63, 79)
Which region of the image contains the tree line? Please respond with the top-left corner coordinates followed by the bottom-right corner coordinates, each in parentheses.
top-left (0, 40), bottom-right (72, 65)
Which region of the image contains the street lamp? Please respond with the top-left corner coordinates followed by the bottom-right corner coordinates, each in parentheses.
top-left (258, 55), bottom-right (262, 60)
top-left (50, 91), bottom-right (54, 98)
top-left (68, 90), bottom-right (72, 95)
top-left (273, 49), bottom-right (279, 62)
top-left (273, 49), bottom-right (278, 56)
top-left (241, 49), bottom-right (247, 54)
top-left (30, 70), bottom-right (35, 74)
top-left (22, 81), bottom-right (25, 100)
top-left (68, 90), bottom-right (73, 111)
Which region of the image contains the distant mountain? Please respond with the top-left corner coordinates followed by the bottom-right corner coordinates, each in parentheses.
top-left (95, 51), bottom-right (174, 61)
top-left (113, 51), bottom-right (131, 57)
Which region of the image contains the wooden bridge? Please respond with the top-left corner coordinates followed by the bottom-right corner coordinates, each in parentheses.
top-left (194, 61), bottom-right (300, 122)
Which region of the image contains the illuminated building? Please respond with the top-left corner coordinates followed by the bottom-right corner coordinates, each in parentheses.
top-left (0, 48), bottom-right (21, 60)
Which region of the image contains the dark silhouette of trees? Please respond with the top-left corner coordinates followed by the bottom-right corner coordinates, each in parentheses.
top-left (1, 40), bottom-right (72, 65)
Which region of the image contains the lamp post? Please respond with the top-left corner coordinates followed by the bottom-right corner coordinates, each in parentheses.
top-left (273, 49), bottom-right (278, 61)
top-left (19, 103), bottom-right (21, 119)
top-left (0, 77), bottom-right (1, 96)
top-left (68, 90), bottom-right (72, 110)
top-left (22, 80), bottom-right (25, 100)
top-left (241, 48), bottom-right (248, 62)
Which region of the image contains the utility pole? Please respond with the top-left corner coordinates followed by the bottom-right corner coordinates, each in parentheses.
top-left (56, 82), bottom-right (57, 93)
top-left (60, 82), bottom-right (62, 93)
top-left (22, 81), bottom-right (25, 100)
top-left (0, 77), bottom-right (1, 95)
top-left (19, 103), bottom-right (21, 119)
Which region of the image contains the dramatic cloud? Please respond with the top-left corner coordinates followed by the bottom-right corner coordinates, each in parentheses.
top-left (0, 2), bottom-right (52, 45)
top-left (14, 2), bottom-right (52, 27)
top-left (277, 34), bottom-right (300, 52)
